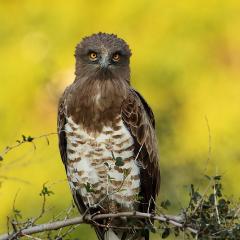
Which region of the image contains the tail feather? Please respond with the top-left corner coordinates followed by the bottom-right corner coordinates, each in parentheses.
top-left (93, 219), bottom-right (149, 240)
top-left (104, 229), bottom-right (121, 240)
top-left (103, 229), bottom-right (147, 240)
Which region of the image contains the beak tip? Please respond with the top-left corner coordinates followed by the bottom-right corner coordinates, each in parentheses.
top-left (100, 63), bottom-right (109, 69)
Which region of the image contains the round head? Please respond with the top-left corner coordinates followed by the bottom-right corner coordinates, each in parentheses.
top-left (75, 33), bottom-right (131, 81)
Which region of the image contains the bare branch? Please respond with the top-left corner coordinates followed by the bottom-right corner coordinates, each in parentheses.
top-left (0, 211), bottom-right (197, 240)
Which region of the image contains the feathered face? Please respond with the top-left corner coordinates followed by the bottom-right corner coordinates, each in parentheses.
top-left (75, 33), bottom-right (131, 81)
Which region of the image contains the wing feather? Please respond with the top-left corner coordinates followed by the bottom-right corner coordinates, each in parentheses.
top-left (121, 89), bottom-right (160, 213)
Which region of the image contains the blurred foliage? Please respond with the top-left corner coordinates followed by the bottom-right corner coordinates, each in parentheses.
top-left (0, 0), bottom-right (240, 239)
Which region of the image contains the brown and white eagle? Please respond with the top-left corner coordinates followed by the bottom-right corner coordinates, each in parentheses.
top-left (57, 33), bottom-right (160, 240)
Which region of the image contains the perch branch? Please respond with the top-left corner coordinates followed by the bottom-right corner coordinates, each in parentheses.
top-left (0, 212), bottom-right (198, 240)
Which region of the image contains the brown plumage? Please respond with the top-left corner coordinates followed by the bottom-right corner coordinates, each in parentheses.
top-left (57, 33), bottom-right (160, 240)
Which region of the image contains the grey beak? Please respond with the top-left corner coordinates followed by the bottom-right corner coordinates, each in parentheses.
top-left (99, 56), bottom-right (110, 69)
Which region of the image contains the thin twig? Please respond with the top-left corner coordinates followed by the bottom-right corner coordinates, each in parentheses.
top-left (22, 234), bottom-right (42, 240)
top-left (32, 191), bottom-right (47, 224)
top-left (203, 116), bottom-right (212, 173)
top-left (0, 133), bottom-right (57, 160)
top-left (56, 224), bottom-right (80, 240)
top-left (56, 205), bottom-right (74, 237)
top-left (12, 189), bottom-right (21, 225)
top-left (213, 181), bottom-right (221, 224)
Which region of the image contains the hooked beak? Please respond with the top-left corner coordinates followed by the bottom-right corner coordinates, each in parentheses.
top-left (99, 55), bottom-right (110, 69)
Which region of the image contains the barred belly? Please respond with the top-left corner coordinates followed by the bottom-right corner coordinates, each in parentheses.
top-left (65, 116), bottom-right (140, 211)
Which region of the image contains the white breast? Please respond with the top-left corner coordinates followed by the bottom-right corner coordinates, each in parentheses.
top-left (65, 116), bottom-right (140, 211)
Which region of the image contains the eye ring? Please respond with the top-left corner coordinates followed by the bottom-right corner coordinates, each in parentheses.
top-left (112, 53), bottom-right (120, 62)
top-left (89, 52), bottom-right (98, 61)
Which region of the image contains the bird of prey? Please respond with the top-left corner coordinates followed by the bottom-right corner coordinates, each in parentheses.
top-left (57, 33), bottom-right (160, 240)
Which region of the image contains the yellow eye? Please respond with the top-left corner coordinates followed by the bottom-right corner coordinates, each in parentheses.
top-left (89, 52), bottom-right (97, 61)
top-left (112, 53), bottom-right (120, 62)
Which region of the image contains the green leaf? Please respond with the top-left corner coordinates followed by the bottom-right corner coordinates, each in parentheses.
top-left (209, 193), bottom-right (215, 205)
top-left (214, 175), bottom-right (222, 180)
top-left (174, 228), bottom-right (180, 237)
top-left (22, 134), bottom-right (34, 142)
top-left (40, 184), bottom-right (54, 196)
top-left (161, 200), bottom-right (171, 209)
top-left (22, 134), bottom-right (27, 141)
top-left (162, 228), bottom-right (170, 238)
top-left (204, 175), bottom-right (211, 180)
top-left (136, 195), bottom-right (144, 201)
top-left (27, 136), bottom-right (34, 142)
top-left (115, 157), bottom-right (124, 167)
top-left (84, 182), bottom-right (95, 193)
top-left (123, 168), bottom-right (131, 177)
top-left (13, 208), bottom-right (22, 219)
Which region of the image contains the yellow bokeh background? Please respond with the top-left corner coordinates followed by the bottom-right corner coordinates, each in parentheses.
top-left (1, 1), bottom-right (240, 239)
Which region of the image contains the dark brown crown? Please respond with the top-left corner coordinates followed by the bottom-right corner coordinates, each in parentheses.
top-left (75, 32), bottom-right (132, 57)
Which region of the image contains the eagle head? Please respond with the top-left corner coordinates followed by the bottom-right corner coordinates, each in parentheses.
top-left (74, 32), bottom-right (131, 81)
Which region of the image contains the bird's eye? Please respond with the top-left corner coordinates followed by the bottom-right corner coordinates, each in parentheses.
top-left (112, 53), bottom-right (120, 62)
top-left (89, 52), bottom-right (98, 61)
